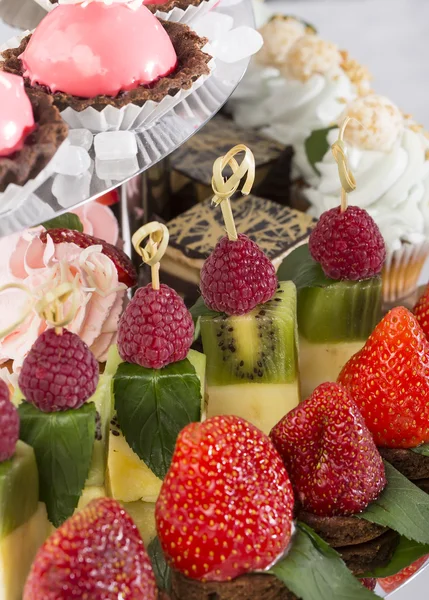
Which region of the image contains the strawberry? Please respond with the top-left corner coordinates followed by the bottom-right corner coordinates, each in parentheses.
top-left (96, 189), bottom-right (120, 206)
top-left (378, 555), bottom-right (428, 593)
top-left (338, 306), bottom-right (429, 448)
top-left (24, 498), bottom-right (157, 600)
top-left (414, 284), bottom-right (429, 338)
top-left (155, 415), bottom-right (294, 582)
top-left (39, 228), bottom-right (137, 287)
top-left (360, 578), bottom-right (376, 591)
top-left (270, 382), bottom-right (386, 517)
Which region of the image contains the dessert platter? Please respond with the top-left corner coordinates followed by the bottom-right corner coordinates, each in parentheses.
top-left (0, 1), bottom-right (429, 599)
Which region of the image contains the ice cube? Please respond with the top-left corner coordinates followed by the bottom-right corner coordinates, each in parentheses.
top-left (94, 131), bottom-right (138, 161)
top-left (212, 27), bottom-right (263, 63)
top-left (68, 128), bottom-right (93, 151)
top-left (192, 12), bottom-right (233, 40)
top-left (95, 156), bottom-right (139, 181)
top-left (52, 172), bottom-right (92, 207)
top-left (52, 144), bottom-right (91, 176)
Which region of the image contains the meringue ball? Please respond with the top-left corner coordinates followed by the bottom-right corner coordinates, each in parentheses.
top-left (255, 16), bottom-right (313, 67)
top-left (281, 35), bottom-right (342, 82)
top-left (341, 95), bottom-right (404, 152)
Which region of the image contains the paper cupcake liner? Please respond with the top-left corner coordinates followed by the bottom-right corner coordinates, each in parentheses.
top-left (382, 241), bottom-right (429, 305)
top-left (33, 0), bottom-right (218, 24)
top-left (0, 31), bottom-right (215, 133)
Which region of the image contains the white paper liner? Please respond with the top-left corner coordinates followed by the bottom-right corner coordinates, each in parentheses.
top-left (0, 30), bottom-right (215, 133)
top-left (0, 140), bottom-right (67, 217)
top-left (34, 0), bottom-right (219, 24)
top-left (383, 241), bottom-right (429, 304)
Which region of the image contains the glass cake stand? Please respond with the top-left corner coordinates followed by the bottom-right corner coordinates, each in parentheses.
top-left (0, 0), bottom-right (254, 237)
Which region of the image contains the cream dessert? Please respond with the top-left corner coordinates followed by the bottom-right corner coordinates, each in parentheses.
top-left (21, 3), bottom-right (177, 98)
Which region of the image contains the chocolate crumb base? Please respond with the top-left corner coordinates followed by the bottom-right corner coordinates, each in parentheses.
top-left (1, 22), bottom-right (211, 113)
top-left (298, 511), bottom-right (388, 548)
top-left (145, 0), bottom-right (207, 13)
top-left (0, 91), bottom-right (68, 193)
top-left (413, 478), bottom-right (429, 493)
top-left (378, 447), bottom-right (429, 480)
top-left (170, 571), bottom-right (297, 600)
top-left (339, 530), bottom-right (400, 577)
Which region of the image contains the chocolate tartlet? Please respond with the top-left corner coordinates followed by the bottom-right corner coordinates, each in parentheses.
top-left (379, 448), bottom-right (429, 493)
top-left (47, 0), bottom-right (210, 12)
top-left (1, 21), bottom-right (211, 112)
top-left (0, 90), bottom-right (67, 192)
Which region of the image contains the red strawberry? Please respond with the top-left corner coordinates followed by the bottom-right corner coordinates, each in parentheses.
top-left (414, 284), bottom-right (429, 338)
top-left (96, 189), bottom-right (120, 206)
top-left (378, 555), bottom-right (429, 593)
top-left (338, 306), bottom-right (429, 448)
top-left (156, 415), bottom-right (294, 581)
top-left (24, 498), bottom-right (157, 600)
top-left (270, 382), bottom-right (386, 517)
top-left (39, 228), bottom-right (137, 287)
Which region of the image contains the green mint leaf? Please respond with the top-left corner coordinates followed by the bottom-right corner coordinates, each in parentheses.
top-left (190, 297), bottom-right (222, 323)
top-left (18, 402), bottom-right (96, 527)
top-left (270, 522), bottom-right (377, 599)
top-left (277, 244), bottom-right (332, 289)
top-left (148, 536), bottom-right (171, 592)
top-left (359, 461), bottom-right (429, 544)
top-left (411, 443), bottom-right (429, 457)
top-left (305, 126), bottom-right (336, 175)
top-left (114, 359), bottom-right (201, 480)
top-left (41, 213), bottom-right (83, 232)
top-left (362, 536), bottom-right (429, 578)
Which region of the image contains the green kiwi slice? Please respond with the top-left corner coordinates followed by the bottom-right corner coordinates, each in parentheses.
top-left (200, 282), bottom-right (298, 386)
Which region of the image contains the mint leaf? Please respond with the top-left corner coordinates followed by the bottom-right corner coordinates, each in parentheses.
top-left (271, 522), bottom-right (377, 599)
top-left (41, 213), bottom-right (83, 232)
top-left (359, 461), bottom-right (429, 544)
top-left (411, 443), bottom-right (429, 457)
top-left (277, 244), bottom-right (332, 289)
top-left (363, 536), bottom-right (429, 578)
top-left (148, 537), bottom-right (171, 592)
top-left (19, 402), bottom-right (96, 527)
top-left (114, 359), bottom-right (201, 480)
top-left (305, 126), bottom-right (336, 175)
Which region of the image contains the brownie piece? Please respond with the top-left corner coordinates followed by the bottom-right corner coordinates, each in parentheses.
top-left (299, 511), bottom-right (388, 548)
top-left (378, 447), bottom-right (429, 480)
top-left (413, 478), bottom-right (429, 493)
top-left (170, 571), bottom-right (297, 600)
top-left (1, 22), bottom-right (211, 112)
top-left (339, 530), bottom-right (400, 576)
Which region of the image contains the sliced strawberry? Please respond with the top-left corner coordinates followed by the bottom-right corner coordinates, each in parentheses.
top-left (270, 382), bottom-right (386, 517)
top-left (414, 284), bottom-right (429, 338)
top-left (378, 555), bottom-right (429, 593)
top-left (40, 228), bottom-right (137, 287)
top-left (96, 189), bottom-right (120, 206)
top-left (155, 415), bottom-right (294, 582)
top-left (338, 306), bottom-right (429, 448)
top-left (24, 498), bottom-right (157, 600)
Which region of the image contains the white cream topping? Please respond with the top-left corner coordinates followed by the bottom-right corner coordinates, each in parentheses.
top-left (306, 127), bottom-right (429, 251)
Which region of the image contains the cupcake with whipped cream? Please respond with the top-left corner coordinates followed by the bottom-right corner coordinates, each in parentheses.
top-left (306, 94), bottom-right (429, 304)
top-left (231, 26), bottom-right (371, 196)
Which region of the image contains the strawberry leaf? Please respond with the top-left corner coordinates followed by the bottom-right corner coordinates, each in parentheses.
top-left (18, 402), bottom-right (96, 527)
top-left (271, 522), bottom-right (377, 599)
top-left (41, 213), bottom-right (83, 232)
top-left (362, 536), bottom-right (429, 578)
top-left (277, 244), bottom-right (332, 289)
top-left (148, 536), bottom-right (171, 592)
top-left (359, 461), bottom-right (429, 544)
top-left (411, 443), bottom-right (429, 457)
top-left (113, 359), bottom-right (201, 480)
top-left (304, 126), bottom-right (336, 175)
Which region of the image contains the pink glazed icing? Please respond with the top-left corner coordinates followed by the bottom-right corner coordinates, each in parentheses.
top-left (21, 3), bottom-right (178, 99)
top-left (0, 73), bottom-right (34, 157)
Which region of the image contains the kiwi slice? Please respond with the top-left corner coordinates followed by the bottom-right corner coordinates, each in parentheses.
top-left (200, 282), bottom-right (298, 386)
top-left (298, 277), bottom-right (382, 343)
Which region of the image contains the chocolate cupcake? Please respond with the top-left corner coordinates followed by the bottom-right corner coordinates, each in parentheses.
top-left (2, 3), bottom-right (212, 131)
top-left (0, 72), bottom-right (67, 196)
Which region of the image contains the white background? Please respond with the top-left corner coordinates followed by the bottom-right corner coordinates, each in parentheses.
top-left (0, 1), bottom-right (428, 597)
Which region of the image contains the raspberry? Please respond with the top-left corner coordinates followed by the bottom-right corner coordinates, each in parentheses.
top-left (200, 233), bottom-right (277, 315)
top-left (309, 206), bottom-right (386, 280)
top-left (19, 329), bottom-right (99, 413)
top-left (39, 228), bottom-right (137, 288)
top-left (0, 380), bottom-right (19, 461)
top-left (117, 284), bottom-right (194, 369)
top-left (360, 579), bottom-right (376, 591)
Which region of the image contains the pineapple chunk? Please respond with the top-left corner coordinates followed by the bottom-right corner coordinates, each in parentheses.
top-left (122, 501), bottom-right (156, 547)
